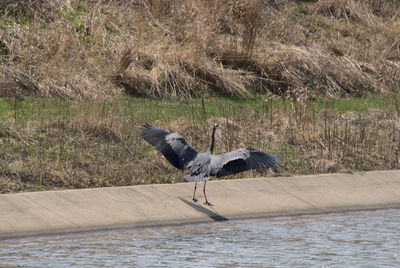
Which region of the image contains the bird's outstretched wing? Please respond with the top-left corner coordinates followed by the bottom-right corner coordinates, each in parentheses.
top-left (211, 148), bottom-right (281, 178)
top-left (140, 124), bottom-right (198, 170)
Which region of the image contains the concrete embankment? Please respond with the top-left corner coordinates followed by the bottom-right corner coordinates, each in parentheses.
top-left (1, 170), bottom-right (400, 239)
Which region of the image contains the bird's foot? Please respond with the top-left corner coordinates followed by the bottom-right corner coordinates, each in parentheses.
top-left (192, 198), bottom-right (198, 203)
top-left (204, 201), bottom-right (213, 206)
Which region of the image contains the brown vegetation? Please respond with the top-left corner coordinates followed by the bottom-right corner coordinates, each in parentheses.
top-left (0, 0), bottom-right (399, 193)
top-left (0, 97), bottom-right (399, 193)
top-left (0, 0), bottom-right (399, 99)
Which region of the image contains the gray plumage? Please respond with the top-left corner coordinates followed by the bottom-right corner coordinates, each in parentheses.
top-left (141, 123), bottom-right (281, 205)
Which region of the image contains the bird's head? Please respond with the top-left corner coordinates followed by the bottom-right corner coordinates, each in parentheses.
top-left (213, 124), bottom-right (220, 133)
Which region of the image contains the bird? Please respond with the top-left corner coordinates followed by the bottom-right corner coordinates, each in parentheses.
top-left (140, 123), bottom-right (281, 206)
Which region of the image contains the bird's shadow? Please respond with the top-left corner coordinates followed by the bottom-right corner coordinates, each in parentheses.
top-left (179, 197), bottom-right (228, 222)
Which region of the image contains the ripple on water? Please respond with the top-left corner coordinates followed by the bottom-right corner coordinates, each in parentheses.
top-left (1, 209), bottom-right (400, 267)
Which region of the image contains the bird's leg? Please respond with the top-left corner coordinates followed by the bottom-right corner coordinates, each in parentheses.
top-left (203, 181), bottom-right (213, 206)
top-left (192, 182), bottom-right (198, 202)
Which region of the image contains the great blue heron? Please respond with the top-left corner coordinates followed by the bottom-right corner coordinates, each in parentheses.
top-left (140, 123), bottom-right (281, 205)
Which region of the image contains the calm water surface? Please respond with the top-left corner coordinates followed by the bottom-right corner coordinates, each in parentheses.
top-left (1, 209), bottom-right (400, 267)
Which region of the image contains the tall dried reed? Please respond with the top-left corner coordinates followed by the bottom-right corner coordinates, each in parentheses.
top-left (1, 96), bottom-right (399, 193)
top-left (1, 0), bottom-right (399, 99)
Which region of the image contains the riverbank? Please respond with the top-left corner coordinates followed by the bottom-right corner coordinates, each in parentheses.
top-left (1, 1), bottom-right (400, 99)
top-left (1, 95), bottom-right (399, 193)
top-left (1, 0), bottom-right (400, 192)
top-left (1, 169), bottom-right (400, 239)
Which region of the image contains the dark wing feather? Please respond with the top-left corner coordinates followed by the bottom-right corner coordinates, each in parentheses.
top-left (140, 124), bottom-right (198, 170)
top-left (212, 148), bottom-right (281, 178)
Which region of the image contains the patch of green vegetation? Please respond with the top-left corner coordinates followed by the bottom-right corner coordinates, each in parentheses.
top-left (0, 97), bottom-right (73, 124)
top-left (114, 94), bottom-right (278, 124)
top-left (56, 2), bottom-right (98, 46)
top-left (314, 94), bottom-right (399, 112)
top-left (1, 94), bottom-right (398, 127)
top-left (57, 3), bottom-right (88, 21)
top-left (104, 21), bottom-right (117, 35)
top-left (2, 10), bottom-right (32, 25)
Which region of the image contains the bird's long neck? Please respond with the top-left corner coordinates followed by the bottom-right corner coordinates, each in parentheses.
top-left (209, 126), bottom-right (217, 154)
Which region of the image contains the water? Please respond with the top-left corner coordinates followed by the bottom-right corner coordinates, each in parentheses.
top-left (1, 209), bottom-right (400, 267)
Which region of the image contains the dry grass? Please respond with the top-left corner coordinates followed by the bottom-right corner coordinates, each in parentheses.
top-left (315, 0), bottom-right (400, 21)
top-left (0, 0), bottom-right (400, 193)
top-left (0, 0), bottom-right (399, 99)
top-left (0, 96), bottom-right (399, 193)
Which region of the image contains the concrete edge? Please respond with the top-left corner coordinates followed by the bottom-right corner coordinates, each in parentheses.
top-left (1, 169), bottom-right (400, 239)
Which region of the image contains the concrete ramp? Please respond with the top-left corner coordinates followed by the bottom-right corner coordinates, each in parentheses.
top-left (1, 170), bottom-right (400, 239)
